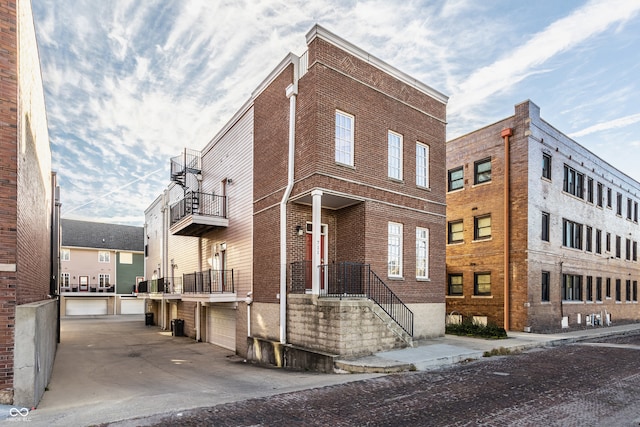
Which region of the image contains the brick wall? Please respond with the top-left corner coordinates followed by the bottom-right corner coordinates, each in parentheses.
top-left (0, 0), bottom-right (18, 395)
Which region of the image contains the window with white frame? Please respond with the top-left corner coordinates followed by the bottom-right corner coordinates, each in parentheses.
top-left (99, 274), bottom-right (110, 287)
top-left (98, 251), bottom-right (110, 263)
top-left (388, 222), bottom-right (403, 277)
top-left (61, 273), bottom-right (70, 288)
top-left (416, 142), bottom-right (429, 188)
top-left (61, 248), bottom-right (70, 261)
top-left (335, 110), bottom-right (354, 166)
top-left (416, 227), bottom-right (429, 279)
top-left (388, 131), bottom-right (403, 180)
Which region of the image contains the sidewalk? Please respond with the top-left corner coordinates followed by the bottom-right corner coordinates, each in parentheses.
top-left (336, 322), bottom-right (640, 373)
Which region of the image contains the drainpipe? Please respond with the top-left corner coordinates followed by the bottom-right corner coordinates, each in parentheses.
top-left (501, 127), bottom-right (513, 331)
top-left (279, 62), bottom-right (299, 345)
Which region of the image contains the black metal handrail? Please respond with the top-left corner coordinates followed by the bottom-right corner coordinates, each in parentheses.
top-left (170, 191), bottom-right (227, 225)
top-left (136, 277), bottom-right (182, 294)
top-left (183, 269), bottom-right (234, 294)
top-left (289, 261), bottom-right (414, 336)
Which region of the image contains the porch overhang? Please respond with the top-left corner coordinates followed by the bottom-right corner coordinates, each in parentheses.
top-left (289, 189), bottom-right (363, 210)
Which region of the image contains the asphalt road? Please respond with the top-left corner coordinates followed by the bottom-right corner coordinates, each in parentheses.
top-left (119, 334), bottom-right (640, 427)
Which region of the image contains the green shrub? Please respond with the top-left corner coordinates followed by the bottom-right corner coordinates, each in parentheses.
top-left (445, 316), bottom-right (507, 339)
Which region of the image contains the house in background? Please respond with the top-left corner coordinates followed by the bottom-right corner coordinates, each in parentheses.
top-left (446, 100), bottom-right (640, 332)
top-left (142, 24), bottom-right (448, 371)
top-left (60, 219), bottom-right (145, 316)
top-left (0, 0), bottom-right (60, 407)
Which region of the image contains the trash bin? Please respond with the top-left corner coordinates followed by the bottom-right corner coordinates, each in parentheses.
top-left (172, 319), bottom-right (184, 337)
top-left (145, 312), bottom-right (154, 326)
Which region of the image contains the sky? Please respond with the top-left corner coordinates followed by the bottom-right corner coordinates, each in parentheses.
top-left (31, 0), bottom-right (640, 226)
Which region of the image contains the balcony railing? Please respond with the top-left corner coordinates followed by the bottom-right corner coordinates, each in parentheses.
top-left (183, 269), bottom-right (234, 294)
top-left (290, 261), bottom-right (414, 336)
top-left (60, 284), bottom-right (114, 293)
top-left (137, 277), bottom-right (183, 294)
top-left (170, 191), bottom-right (227, 225)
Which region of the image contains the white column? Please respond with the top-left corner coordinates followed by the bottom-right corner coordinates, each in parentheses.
top-left (311, 190), bottom-right (323, 295)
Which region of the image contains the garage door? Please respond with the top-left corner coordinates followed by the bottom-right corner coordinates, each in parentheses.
top-left (207, 306), bottom-right (236, 351)
top-left (66, 298), bottom-right (108, 316)
top-left (121, 298), bottom-right (144, 314)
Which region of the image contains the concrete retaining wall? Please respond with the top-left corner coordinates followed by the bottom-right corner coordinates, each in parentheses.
top-left (287, 294), bottom-right (408, 357)
top-left (14, 299), bottom-right (58, 407)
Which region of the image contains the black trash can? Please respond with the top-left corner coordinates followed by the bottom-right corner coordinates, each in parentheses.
top-left (145, 312), bottom-right (154, 326)
top-left (172, 319), bottom-right (184, 337)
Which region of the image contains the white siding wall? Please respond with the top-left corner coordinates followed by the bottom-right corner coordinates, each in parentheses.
top-left (199, 107), bottom-right (254, 298)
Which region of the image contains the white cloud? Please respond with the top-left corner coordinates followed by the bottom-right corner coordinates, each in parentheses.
top-left (570, 112), bottom-right (640, 138)
top-left (449, 0), bottom-right (640, 116)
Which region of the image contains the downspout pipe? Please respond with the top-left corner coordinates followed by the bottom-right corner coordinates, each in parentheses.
top-left (501, 127), bottom-right (513, 331)
top-left (279, 62), bottom-right (299, 344)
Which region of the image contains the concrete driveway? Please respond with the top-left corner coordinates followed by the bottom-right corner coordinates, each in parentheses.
top-left (26, 315), bottom-right (378, 426)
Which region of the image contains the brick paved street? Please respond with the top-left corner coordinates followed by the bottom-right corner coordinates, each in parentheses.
top-left (125, 334), bottom-right (640, 426)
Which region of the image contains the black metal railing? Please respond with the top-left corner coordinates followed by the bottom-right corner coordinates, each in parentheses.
top-left (60, 283), bottom-right (114, 293)
top-left (170, 148), bottom-right (201, 187)
top-left (136, 277), bottom-right (183, 294)
top-left (169, 191), bottom-right (227, 225)
top-left (289, 261), bottom-right (414, 336)
top-left (183, 269), bottom-right (234, 294)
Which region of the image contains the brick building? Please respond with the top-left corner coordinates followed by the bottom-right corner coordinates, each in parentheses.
top-left (446, 100), bottom-right (640, 332)
top-left (0, 0), bottom-right (60, 406)
top-left (142, 25), bottom-right (448, 370)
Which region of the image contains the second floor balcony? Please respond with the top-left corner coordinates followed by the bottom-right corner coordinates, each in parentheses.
top-left (170, 191), bottom-right (229, 236)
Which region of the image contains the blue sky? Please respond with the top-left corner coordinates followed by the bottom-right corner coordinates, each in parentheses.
top-left (32, 0), bottom-right (640, 225)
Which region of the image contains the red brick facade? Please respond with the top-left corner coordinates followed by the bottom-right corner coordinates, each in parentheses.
top-left (252, 28), bottom-right (447, 340)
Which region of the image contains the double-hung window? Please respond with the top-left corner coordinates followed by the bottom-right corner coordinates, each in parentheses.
top-left (415, 227), bottom-right (429, 279)
top-left (61, 248), bottom-right (70, 261)
top-left (416, 142), bottom-right (429, 188)
top-left (474, 273), bottom-right (491, 296)
top-left (448, 220), bottom-right (464, 244)
top-left (388, 222), bottom-right (403, 278)
top-left (388, 131), bottom-right (403, 180)
top-left (474, 158), bottom-right (491, 184)
top-left (335, 111), bottom-right (354, 166)
top-left (474, 215), bottom-right (491, 240)
top-left (448, 167), bottom-right (464, 191)
top-left (99, 274), bottom-right (110, 287)
top-left (448, 274), bottom-right (463, 296)
top-left (595, 229), bottom-right (602, 254)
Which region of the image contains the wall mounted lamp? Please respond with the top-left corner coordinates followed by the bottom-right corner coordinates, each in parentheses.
top-left (295, 225), bottom-right (304, 236)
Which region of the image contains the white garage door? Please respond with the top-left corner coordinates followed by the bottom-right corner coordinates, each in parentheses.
top-left (207, 306), bottom-right (236, 351)
top-left (121, 298), bottom-right (144, 314)
top-left (66, 298), bottom-right (108, 316)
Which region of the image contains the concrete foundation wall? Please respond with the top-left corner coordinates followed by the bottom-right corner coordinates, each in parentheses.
top-left (410, 302), bottom-right (446, 338)
top-left (287, 294), bottom-right (407, 357)
top-left (13, 299), bottom-right (58, 407)
top-left (251, 302), bottom-right (280, 342)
